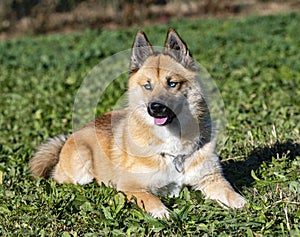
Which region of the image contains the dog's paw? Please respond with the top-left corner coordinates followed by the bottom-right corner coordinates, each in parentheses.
top-left (215, 189), bottom-right (247, 209)
top-left (227, 192), bottom-right (247, 209)
top-left (202, 184), bottom-right (247, 209)
top-left (150, 206), bottom-right (170, 219)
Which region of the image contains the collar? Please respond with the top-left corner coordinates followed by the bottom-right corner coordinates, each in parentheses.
top-left (160, 135), bottom-right (204, 173)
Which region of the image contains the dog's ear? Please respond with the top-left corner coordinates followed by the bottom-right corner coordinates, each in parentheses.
top-left (130, 30), bottom-right (154, 73)
top-left (164, 28), bottom-right (196, 70)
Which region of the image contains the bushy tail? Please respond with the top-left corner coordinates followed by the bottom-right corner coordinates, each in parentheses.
top-left (30, 135), bottom-right (68, 178)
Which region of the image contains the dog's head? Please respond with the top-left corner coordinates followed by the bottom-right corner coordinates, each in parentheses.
top-left (128, 29), bottom-right (207, 128)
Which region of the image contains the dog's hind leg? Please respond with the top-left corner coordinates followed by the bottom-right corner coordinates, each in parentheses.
top-left (52, 135), bottom-right (94, 185)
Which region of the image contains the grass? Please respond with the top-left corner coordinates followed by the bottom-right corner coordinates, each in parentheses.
top-left (0, 12), bottom-right (300, 236)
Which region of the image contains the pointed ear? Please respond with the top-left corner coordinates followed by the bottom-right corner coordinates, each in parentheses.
top-left (164, 28), bottom-right (196, 70)
top-left (130, 30), bottom-right (154, 73)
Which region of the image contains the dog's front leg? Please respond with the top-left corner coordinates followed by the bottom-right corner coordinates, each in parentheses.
top-left (194, 173), bottom-right (247, 209)
top-left (124, 191), bottom-right (169, 218)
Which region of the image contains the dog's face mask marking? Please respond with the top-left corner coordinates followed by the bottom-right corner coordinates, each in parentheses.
top-left (129, 29), bottom-right (198, 127)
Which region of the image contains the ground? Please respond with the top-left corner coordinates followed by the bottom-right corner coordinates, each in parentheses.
top-left (0, 0), bottom-right (300, 40)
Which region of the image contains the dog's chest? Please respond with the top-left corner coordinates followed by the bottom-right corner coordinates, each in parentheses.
top-left (148, 155), bottom-right (186, 197)
top-left (146, 127), bottom-right (198, 196)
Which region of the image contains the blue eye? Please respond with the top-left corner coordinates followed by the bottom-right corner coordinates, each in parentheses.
top-left (168, 81), bottom-right (178, 88)
top-left (144, 82), bottom-right (151, 90)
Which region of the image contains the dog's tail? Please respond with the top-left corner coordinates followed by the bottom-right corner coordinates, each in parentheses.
top-left (30, 135), bottom-right (68, 178)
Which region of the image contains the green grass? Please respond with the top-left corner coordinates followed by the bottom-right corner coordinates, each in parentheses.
top-left (1, 12), bottom-right (300, 236)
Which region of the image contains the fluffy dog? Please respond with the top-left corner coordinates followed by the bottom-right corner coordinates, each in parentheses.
top-left (30, 28), bottom-right (246, 218)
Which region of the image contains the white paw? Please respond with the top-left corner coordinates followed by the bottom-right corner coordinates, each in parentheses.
top-left (216, 192), bottom-right (247, 209)
top-left (230, 194), bottom-right (247, 209)
top-left (150, 206), bottom-right (170, 219)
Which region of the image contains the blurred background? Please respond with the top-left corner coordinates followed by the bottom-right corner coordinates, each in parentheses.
top-left (0, 0), bottom-right (299, 39)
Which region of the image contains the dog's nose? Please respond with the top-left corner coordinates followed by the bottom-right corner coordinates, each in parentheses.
top-left (148, 102), bottom-right (167, 115)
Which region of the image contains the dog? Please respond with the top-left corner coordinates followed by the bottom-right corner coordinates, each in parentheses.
top-left (30, 28), bottom-right (246, 218)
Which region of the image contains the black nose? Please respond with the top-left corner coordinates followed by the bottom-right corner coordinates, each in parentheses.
top-left (148, 102), bottom-right (167, 116)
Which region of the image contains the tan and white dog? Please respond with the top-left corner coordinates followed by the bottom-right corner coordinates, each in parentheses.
top-left (30, 28), bottom-right (246, 218)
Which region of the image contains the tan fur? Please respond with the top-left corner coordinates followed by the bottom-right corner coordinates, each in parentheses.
top-left (30, 135), bottom-right (67, 178)
top-left (30, 29), bottom-right (246, 218)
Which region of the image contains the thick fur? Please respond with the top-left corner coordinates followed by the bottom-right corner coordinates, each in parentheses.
top-left (30, 29), bottom-right (246, 218)
top-left (30, 135), bottom-right (67, 178)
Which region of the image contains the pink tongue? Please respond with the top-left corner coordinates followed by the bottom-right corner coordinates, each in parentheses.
top-left (154, 117), bottom-right (168, 125)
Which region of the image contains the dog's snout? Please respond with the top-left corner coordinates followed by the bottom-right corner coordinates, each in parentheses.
top-left (149, 102), bottom-right (167, 115)
top-left (147, 102), bottom-right (175, 122)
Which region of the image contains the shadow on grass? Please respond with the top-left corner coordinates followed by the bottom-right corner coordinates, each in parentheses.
top-left (222, 140), bottom-right (300, 189)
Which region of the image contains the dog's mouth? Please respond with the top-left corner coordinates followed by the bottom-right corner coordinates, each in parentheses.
top-left (154, 117), bottom-right (169, 125)
top-left (147, 102), bottom-right (175, 126)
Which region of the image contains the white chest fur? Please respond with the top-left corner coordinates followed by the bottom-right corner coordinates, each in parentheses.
top-left (144, 125), bottom-right (200, 197)
top-left (147, 154), bottom-right (185, 197)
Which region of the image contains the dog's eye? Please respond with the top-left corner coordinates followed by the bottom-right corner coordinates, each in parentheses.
top-left (167, 81), bottom-right (178, 88)
top-left (144, 82), bottom-right (152, 90)
top-left (166, 77), bottom-right (179, 88)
